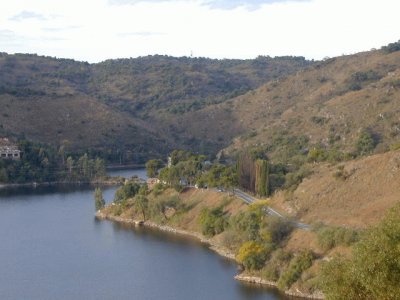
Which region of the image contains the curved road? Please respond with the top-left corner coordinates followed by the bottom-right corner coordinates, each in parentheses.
top-left (233, 188), bottom-right (311, 230)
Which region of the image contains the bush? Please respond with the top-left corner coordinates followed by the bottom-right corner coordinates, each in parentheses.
top-left (284, 167), bottom-right (312, 190)
top-left (310, 116), bottom-right (328, 125)
top-left (308, 148), bottom-right (327, 163)
top-left (231, 209), bottom-right (263, 241)
top-left (265, 217), bottom-right (294, 244)
top-left (152, 182), bottom-right (165, 196)
top-left (236, 241), bottom-right (272, 270)
top-left (277, 250), bottom-right (314, 290)
top-left (382, 40), bottom-right (400, 53)
top-left (320, 204), bottom-right (400, 299)
top-left (199, 207), bottom-right (229, 237)
top-left (262, 249), bottom-right (292, 281)
top-left (316, 225), bottom-right (359, 251)
top-left (356, 130), bottom-right (376, 155)
top-left (390, 142), bottom-right (400, 151)
top-left (114, 181), bottom-right (141, 202)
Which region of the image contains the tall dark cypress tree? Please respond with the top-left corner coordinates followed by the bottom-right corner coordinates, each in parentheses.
top-left (255, 159), bottom-right (269, 197)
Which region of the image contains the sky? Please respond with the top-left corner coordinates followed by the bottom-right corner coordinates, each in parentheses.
top-left (0, 0), bottom-right (399, 63)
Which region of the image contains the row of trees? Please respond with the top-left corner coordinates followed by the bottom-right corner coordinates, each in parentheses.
top-left (0, 140), bottom-right (106, 183)
top-left (144, 149), bottom-right (272, 197)
top-left (237, 151), bottom-right (270, 196)
top-left (151, 150), bottom-right (239, 192)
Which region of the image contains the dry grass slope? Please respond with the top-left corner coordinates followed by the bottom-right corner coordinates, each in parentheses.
top-left (271, 150), bottom-right (400, 228)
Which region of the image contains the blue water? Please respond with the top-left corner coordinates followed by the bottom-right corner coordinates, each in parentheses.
top-left (0, 169), bottom-right (288, 300)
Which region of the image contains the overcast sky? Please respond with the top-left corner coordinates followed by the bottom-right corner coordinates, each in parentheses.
top-left (0, 0), bottom-right (399, 62)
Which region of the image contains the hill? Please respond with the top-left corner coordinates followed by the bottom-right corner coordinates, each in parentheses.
top-left (0, 53), bottom-right (310, 161)
top-left (215, 44), bottom-right (400, 163)
top-left (1, 41), bottom-right (400, 164)
top-left (270, 150), bottom-right (400, 228)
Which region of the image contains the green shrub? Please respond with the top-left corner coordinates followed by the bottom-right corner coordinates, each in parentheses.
top-left (308, 148), bottom-right (327, 163)
top-left (356, 130), bottom-right (377, 155)
top-left (265, 217), bottom-right (294, 244)
top-left (152, 182), bottom-right (165, 196)
top-left (262, 249), bottom-right (292, 281)
top-left (150, 195), bottom-right (182, 220)
top-left (320, 204), bottom-right (400, 299)
top-left (277, 250), bottom-right (314, 290)
top-left (284, 167), bottom-right (312, 190)
top-left (310, 116), bottom-right (328, 125)
top-left (382, 40), bottom-right (400, 53)
top-left (231, 209), bottom-right (263, 241)
top-left (199, 207), bottom-right (229, 237)
top-left (316, 225), bottom-right (359, 251)
top-left (114, 181), bottom-right (141, 202)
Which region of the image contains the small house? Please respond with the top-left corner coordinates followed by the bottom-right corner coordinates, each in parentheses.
top-left (0, 138), bottom-right (21, 160)
top-left (0, 146), bottom-right (21, 160)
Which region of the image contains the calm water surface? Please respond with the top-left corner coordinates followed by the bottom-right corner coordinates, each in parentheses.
top-left (0, 169), bottom-right (289, 300)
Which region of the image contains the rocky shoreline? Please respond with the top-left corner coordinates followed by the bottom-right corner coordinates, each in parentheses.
top-left (95, 211), bottom-right (324, 299)
top-left (234, 274), bottom-right (324, 299)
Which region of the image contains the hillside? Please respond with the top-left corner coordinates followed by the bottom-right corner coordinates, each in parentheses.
top-left (207, 45), bottom-right (400, 163)
top-left (1, 42), bottom-right (400, 164)
top-left (270, 149), bottom-right (400, 229)
top-left (0, 53), bottom-right (310, 161)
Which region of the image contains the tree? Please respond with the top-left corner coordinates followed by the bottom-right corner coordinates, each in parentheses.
top-left (220, 166), bottom-right (238, 194)
top-left (94, 187), bottom-right (105, 210)
top-left (320, 204), bottom-right (400, 299)
top-left (255, 159), bottom-right (269, 197)
top-left (199, 207), bottom-right (229, 236)
top-left (145, 159), bottom-right (163, 178)
top-left (356, 130), bottom-right (376, 155)
top-left (114, 181), bottom-right (140, 202)
top-left (237, 151), bottom-right (256, 193)
top-left (236, 241), bottom-right (270, 270)
top-left (66, 156), bottom-right (74, 178)
top-left (94, 158), bottom-right (106, 178)
top-left (135, 195), bottom-right (148, 221)
top-left (78, 153), bottom-right (89, 178)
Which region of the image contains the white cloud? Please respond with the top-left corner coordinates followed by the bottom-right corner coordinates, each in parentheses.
top-left (0, 0), bottom-right (399, 62)
top-left (109, 0), bottom-right (309, 10)
top-left (9, 10), bottom-right (47, 22)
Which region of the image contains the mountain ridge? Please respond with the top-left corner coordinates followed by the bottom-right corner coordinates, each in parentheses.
top-left (0, 52), bottom-right (311, 161)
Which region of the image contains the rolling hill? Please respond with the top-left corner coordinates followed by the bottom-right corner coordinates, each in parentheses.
top-left (0, 52), bottom-right (310, 162)
top-left (208, 44), bottom-right (400, 163)
top-left (1, 41), bottom-right (400, 165)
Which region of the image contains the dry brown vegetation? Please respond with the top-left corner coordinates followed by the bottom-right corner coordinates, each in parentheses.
top-left (2, 47), bottom-right (400, 165)
top-left (219, 49), bottom-right (400, 159)
top-left (0, 53), bottom-right (309, 159)
top-left (270, 150), bottom-right (400, 228)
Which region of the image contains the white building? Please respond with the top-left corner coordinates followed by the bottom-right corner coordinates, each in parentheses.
top-left (0, 138), bottom-right (21, 160)
top-left (0, 146), bottom-right (21, 160)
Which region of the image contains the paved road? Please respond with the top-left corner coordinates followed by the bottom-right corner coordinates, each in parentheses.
top-left (233, 188), bottom-right (311, 230)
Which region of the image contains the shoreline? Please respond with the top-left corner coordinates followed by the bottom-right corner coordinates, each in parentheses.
top-left (106, 164), bottom-right (145, 170)
top-left (95, 211), bottom-right (324, 299)
top-left (0, 179), bottom-right (122, 190)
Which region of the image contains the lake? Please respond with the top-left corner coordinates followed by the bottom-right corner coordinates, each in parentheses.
top-left (0, 169), bottom-right (289, 300)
